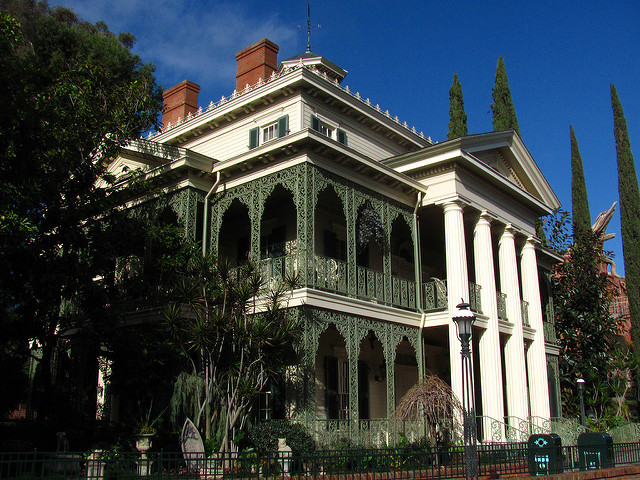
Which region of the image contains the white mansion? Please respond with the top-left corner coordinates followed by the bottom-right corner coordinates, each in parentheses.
top-left (110, 39), bottom-right (562, 445)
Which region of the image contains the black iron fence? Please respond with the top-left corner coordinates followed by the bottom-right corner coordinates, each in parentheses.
top-left (1, 442), bottom-right (640, 479)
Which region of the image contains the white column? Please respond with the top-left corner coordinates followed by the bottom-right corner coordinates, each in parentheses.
top-left (474, 212), bottom-right (505, 440)
top-left (443, 201), bottom-right (469, 404)
top-left (521, 237), bottom-right (551, 421)
top-left (498, 225), bottom-right (529, 422)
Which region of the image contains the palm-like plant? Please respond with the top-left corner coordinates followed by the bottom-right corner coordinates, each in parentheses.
top-left (165, 254), bottom-right (300, 453)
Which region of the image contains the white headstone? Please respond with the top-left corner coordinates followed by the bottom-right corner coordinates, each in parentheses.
top-left (181, 418), bottom-right (206, 473)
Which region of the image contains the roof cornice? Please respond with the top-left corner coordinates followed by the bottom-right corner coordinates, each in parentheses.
top-left (383, 130), bottom-right (560, 213)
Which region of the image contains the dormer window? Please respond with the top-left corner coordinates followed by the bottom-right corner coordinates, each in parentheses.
top-left (249, 114), bottom-right (289, 149)
top-left (263, 123), bottom-right (278, 142)
top-left (312, 115), bottom-right (347, 146)
top-left (311, 115), bottom-right (332, 138)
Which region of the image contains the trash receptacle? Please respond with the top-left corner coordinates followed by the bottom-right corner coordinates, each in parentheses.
top-left (578, 432), bottom-right (614, 470)
top-left (527, 433), bottom-right (563, 475)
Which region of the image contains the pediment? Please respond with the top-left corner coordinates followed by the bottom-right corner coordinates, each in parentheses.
top-left (460, 131), bottom-right (559, 209)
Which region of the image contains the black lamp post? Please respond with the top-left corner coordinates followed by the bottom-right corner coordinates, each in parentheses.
top-left (452, 300), bottom-right (478, 480)
top-left (577, 378), bottom-right (586, 427)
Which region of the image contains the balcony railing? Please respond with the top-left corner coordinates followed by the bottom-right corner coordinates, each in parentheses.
top-left (260, 254), bottom-right (418, 310)
top-left (469, 281), bottom-right (482, 313)
top-left (543, 321), bottom-right (559, 345)
top-left (423, 279), bottom-right (447, 311)
top-left (313, 254), bottom-right (348, 294)
top-left (497, 292), bottom-right (508, 320)
top-left (521, 300), bottom-right (530, 327)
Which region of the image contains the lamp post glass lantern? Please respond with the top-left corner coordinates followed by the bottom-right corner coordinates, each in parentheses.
top-left (577, 378), bottom-right (586, 427)
top-left (453, 301), bottom-right (478, 480)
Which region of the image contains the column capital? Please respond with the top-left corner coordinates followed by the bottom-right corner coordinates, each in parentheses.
top-left (442, 200), bottom-right (465, 214)
top-left (475, 210), bottom-right (495, 227)
top-left (500, 223), bottom-right (516, 240)
top-left (524, 235), bottom-right (540, 247)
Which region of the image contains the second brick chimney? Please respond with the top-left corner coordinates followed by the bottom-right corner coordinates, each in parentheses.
top-left (162, 80), bottom-right (201, 128)
top-left (235, 39), bottom-right (279, 92)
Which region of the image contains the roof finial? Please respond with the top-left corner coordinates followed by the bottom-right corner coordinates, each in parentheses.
top-left (299, 1), bottom-right (320, 52)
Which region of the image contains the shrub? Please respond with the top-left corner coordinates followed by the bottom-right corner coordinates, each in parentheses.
top-left (248, 420), bottom-right (315, 455)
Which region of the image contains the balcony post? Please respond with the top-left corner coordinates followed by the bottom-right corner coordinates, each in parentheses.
top-left (443, 201), bottom-right (469, 403)
top-left (498, 225), bottom-right (529, 423)
top-left (473, 212), bottom-right (504, 440)
top-left (521, 237), bottom-right (551, 420)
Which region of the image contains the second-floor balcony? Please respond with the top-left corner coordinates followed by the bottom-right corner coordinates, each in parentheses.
top-left (259, 253), bottom-right (486, 315)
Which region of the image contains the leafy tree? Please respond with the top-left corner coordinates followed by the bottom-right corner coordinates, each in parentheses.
top-left (553, 230), bottom-right (618, 420)
top-left (165, 255), bottom-right (300, 454)
top-left (540, 208), bottom-right (571, 254)
top-left (447, 73), bottom-right (468, 139)
top-left (611, 84), bottom-right (640, 356)
top-left (0, 1), bottom-right (162, 424)
top-left (491, 57), bottom-right (520, 136)
top-left (570, 125), bottom-right (591, 240)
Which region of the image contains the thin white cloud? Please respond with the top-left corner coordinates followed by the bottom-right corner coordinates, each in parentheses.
top-left (50, 0), bottom-right (297, 89)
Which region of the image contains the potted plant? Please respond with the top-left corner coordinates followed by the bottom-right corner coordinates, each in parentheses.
top-left (133, 400), bottom-right (166, 452)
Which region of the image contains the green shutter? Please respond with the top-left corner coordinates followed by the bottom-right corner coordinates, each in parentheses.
top-left (337, 128), bottom-right (347, 146)
top-left (249, 127), bottom-right (259, 149)
top-left (277, 115), bottom-right (289, 138)
top-left (311, 115), bottom-right (320, 132)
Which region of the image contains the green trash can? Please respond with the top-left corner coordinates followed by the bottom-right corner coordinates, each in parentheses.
top-left (527, 433), bottom-right (563, 475)
top-left (578, 432), bottom-right (614, 471)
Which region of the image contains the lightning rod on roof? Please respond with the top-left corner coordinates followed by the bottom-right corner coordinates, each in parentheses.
top-left (298, 1), bottom-right (321, 52)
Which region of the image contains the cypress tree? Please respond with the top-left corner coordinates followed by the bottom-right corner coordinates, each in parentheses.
top-left (447, 73), bottom-right (468, 139)
top-left (570, 125), bottom-right (591, 239)
top-left (491, 57), bottom-right (520, 136)
top-left (611, 83), bottom-right (640, 352)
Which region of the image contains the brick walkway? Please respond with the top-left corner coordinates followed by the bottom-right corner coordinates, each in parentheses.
top-left (501, 463), bottom-right (640, 479)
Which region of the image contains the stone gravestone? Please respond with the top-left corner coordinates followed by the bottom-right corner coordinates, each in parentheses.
top-left (181, 418), bottom-right (209, 475)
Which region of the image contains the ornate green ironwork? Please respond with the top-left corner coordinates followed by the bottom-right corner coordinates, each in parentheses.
top-left (297, 306), bottom-right (420, 443)
top-left (497, 292), bottom-right (508, 320)
top-left (469, 281), bottom-right (482, 313)
top-left (211, 163), bottom-right (419, 309)
top-left (521, 300), bottom-right (530, 327)
top-left (423, 279), bottom-right (447, 311)
top-left (543, 322), bottom-right (559, 345)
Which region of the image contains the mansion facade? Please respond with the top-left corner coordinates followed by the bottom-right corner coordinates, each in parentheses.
top-left (109, 39), bottom-right (563, 445)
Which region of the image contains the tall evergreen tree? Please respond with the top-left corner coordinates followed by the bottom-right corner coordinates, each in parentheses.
top-left (612, 83), bottom-right (640, 352)
top-left (447, 73), bottom-right (468, 139)
top-left (570, 125), bottom-right (591, 239)
top-left (491, 57), bottom-right (520, 136)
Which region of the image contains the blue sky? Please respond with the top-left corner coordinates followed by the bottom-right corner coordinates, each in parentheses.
top-left (50, 0), bottom-right (640, 274)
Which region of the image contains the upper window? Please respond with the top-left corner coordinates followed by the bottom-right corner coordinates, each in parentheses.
top-left (263, 123), bottom-right (278, 143)
top-left (312, 115), bottom-right (347, 146)
top-left (311, 115), bottom-right (332, 138)
top-left (249, 114), bottom-right (289, 149)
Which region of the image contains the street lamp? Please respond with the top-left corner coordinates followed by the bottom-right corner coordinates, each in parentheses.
top-left (452, 300), bottom-right (478, 480)
top-left (577, 378), bottom-right (586, 427)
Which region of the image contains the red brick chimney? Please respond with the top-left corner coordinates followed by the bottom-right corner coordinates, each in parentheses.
top-left (235, 39), bottom-right (279, 91)
top-left (162, 80), bottom-right (201, 127)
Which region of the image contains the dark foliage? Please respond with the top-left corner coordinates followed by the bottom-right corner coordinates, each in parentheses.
top-left (0, 0), bottom-right (162, 425)
top-left (248, 419), bottom-right (316, 455)
top-left (553, 230), bottom-right (617, 418)
top-left (491, 57), bottom-right (520, 136)
top-left (612, 84), bottom-right (640, 356)
top-left (447, 73), bottom-right (468, 139)
top-left (570, 125), bottom-right (591, 240)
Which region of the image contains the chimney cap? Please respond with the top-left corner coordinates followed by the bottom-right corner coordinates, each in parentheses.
top-left (235, 38), bottom-right (279, 61)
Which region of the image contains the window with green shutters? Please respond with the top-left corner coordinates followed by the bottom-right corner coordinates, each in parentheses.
top-left (277, 115), bottom-right (288, 138)
top-left (337, 128), bottom-right (347, 146)
top-left (249, 127), bottom-right (259, 149)
top-left (311, 114), bottom-right (333, 138)
top-left (250, 115), bottom-right (289, 149)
